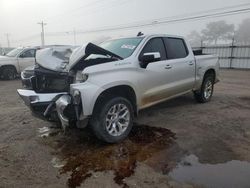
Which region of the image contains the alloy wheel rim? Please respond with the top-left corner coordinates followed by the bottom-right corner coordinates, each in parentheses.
top-left (105, 103), bottom-right (130, 137)
top-left (204, 80), bottom-right (213, 99)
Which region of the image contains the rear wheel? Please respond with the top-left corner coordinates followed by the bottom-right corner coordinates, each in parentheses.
top-left (194, 74), bottom-right (214, 103)
top-left (1, 66), bottom-right (16, 80)
top-left (90, 96), bottom-right (134, 143)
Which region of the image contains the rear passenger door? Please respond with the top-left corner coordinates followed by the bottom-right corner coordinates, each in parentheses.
top-left (163, 37), bottom-right (195, 94)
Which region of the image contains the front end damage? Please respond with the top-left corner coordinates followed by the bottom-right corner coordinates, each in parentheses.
top-left (17, 89), bottom-right (85, 130)
top-left (17, 43), bottom-right (122, 129)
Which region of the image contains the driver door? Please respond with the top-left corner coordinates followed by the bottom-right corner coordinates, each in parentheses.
top-left (138, 37), bottom-right (175, 107)
top-left (17, 49), bottom-right (36, 72)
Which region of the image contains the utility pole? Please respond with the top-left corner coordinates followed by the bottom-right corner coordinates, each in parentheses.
top-left (66, 29), bottom-right (77, 46)
top-left (0, 43), bottom-right (2, 55)
top-left (37, 21), bottom-right (47, 47)
top-left (73, 29), bottom-right (76, 46)
top-left (5, 33), bottom-right (10, 47)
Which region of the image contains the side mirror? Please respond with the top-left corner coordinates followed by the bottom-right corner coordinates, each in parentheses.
top-left (2, 52), bottom-right (6, 56)
top-left (140, 52), bottom-right (161, 68)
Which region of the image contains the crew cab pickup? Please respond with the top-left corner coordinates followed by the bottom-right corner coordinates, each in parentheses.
top-left (17, 34), bottom-right (219, 143)
top-left (0, 47), bottom-right (37, 80)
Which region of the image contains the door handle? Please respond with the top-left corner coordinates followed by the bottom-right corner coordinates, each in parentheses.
top-left (165, 65), bottom-right (172, 69)
top-left (188, 61), bottom-right (194, 65)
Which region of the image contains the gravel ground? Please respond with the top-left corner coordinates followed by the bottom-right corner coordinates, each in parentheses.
top-left (0, 69), bottom-right (250, 188)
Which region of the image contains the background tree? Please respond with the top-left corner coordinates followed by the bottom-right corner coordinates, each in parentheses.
top-left (201, 21), bottom-right (234, 44)
top-left (187, 30), bottom-right (203, 47)
top-left (235, 18), bottom-right (250, 44)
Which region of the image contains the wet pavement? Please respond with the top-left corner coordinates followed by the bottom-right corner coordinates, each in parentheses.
top-left (39, 122), bottom-right (250, 188)
top-left (1, 69), bottom-right (250, 188)
top-left (169, 155), bottom-right (250, 188)
top-left (40, 124), bottom-right (181, 188)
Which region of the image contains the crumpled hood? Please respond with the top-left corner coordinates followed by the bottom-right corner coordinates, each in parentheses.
top-left (36, 47), bottom-right (73, 72)
top-left (36, 43), bottom-right (123, 72)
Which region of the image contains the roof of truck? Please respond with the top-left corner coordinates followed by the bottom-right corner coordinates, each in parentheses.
top-left (109, 33), bottom-right (185, 40)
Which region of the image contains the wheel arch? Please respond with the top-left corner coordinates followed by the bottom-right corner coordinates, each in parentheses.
top-left (203, 68), bottom-right (216, 82)
top-left (194, 68), bottom-right (216, 91)
top-left (92, 85), bottom-right (138, 117)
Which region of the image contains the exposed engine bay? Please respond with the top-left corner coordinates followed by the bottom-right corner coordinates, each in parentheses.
top-left (22, 43), bottom-right (122, 93)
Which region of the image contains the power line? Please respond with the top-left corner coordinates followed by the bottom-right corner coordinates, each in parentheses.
top-left (11, 4), bottom-right (250, 44)
top-left (62, 2), bottom-right (250, 30)
top-left (45, 0), bottom-right (122, 22)
top-left (46, 2), bottom-right (250, 32)
top-left (156, 2), bottom-right (250, 22)
top-left (5, 33), bottom-right (10, 47)
top-left (47, 6), bottom-right (250, 36)
top-left (46, 0), bottom-right (129, 30)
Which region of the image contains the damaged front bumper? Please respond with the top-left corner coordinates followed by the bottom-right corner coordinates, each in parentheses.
top-left (17, 89), bottom-right (85, 129)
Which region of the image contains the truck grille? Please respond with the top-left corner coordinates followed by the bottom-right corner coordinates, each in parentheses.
top-left (32, 65), bottom-right (72, 93)
top-left (21, 64), bottom-right (73, 93)
top-left (35, 74), bottom-right (71, 93)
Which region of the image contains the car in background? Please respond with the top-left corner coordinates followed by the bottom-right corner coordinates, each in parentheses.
top-left (0, 45), bottom-right (76, 80)
top-left (0, 47), bottom-right (14, 56)
top-left (0, 47), bottom-right (38, 80)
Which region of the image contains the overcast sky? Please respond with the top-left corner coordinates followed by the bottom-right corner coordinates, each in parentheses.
top-left (0, 0), bottom-right (250, 47)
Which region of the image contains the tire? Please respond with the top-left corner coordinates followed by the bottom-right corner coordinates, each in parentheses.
top-left (90, 96), bottom-right (134, 143)
top-left (1, 66), bottom-right (16, 80)
top-left (194, 74), bottom-right (214, 103)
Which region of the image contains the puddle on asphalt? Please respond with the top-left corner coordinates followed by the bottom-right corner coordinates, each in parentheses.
top-left (40, 124), bottom-right (250, 188)
top-left (169, 154), bottom-right (250, 188)
top-left (41, 123), bottom-right (181, 188)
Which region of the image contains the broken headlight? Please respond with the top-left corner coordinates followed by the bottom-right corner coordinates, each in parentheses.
top-left (75, 71), bottom-right (88, 83)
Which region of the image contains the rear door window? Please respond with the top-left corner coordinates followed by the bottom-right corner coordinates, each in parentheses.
top-left (164, 38), bottom-right (188, 59)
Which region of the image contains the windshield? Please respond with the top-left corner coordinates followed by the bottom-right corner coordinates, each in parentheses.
top-left (99, 37), bottom-right (143, 59)
top-left (6, 48), bottom-right (23, 57)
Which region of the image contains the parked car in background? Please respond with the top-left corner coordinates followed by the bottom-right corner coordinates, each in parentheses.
top-left (0, 47), bottom-right (14, 56)
top-left (0, 45), bottom-right (76, 80)
top-left (18, 34), bottom-right (220, 143)
top-left (0, 47), bottom-right (38, 80)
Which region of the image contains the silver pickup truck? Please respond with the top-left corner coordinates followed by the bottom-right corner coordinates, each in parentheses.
top-left (18, 34), bottom-right (219, 143)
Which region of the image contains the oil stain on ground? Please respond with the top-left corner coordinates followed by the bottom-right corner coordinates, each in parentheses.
top-left (40, 124), bottom-right (179, 188)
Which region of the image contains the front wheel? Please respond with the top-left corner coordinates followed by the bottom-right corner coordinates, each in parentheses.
top-left (194, 75), bottom-right (214, 103)
top-left (1, 66), bottom-right (16, 80)
top-left (90, 97), bottom-right (134, 143)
